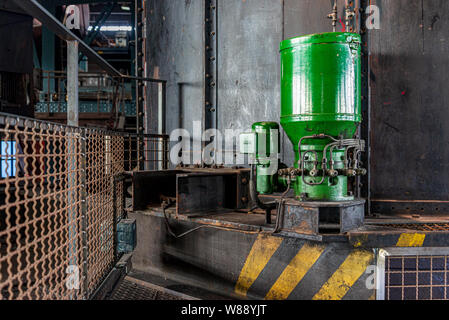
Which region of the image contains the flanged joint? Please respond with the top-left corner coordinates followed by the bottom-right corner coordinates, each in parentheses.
top-left (327, 169), bottom-right (339, 177)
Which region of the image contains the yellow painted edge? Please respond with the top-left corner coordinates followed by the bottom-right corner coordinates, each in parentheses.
top-left (265, 243), bottom-right (325, 300)
top-left (313, 250), bottom-right (373, 300)
top-left (234, 234), bottom-right (283, 296)
top-left (396, 233), bottom-right (426, 247)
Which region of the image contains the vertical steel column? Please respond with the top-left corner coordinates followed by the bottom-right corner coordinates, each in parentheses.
top-left (67, 41), bottom-right (79, 127)
top-left (359, 0), bottom-right (371, 214)
top-left (204, 0), bottom-right (218, 132)
top-left (135, 0), bottom-right (145, 170)
top-left (158, 82), bottom-right (167, 170)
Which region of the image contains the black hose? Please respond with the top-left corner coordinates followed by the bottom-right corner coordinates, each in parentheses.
top-left (249, 164), bottom-right (277, 224)
top-left (272, 179), bottom-right (291, 234)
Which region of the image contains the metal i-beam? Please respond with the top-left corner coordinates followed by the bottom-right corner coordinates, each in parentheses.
top-left (134, 0), bottom-right (144, 169)
top-left (359, 0), bottom-right (371, 214)
top-left (14, 0), bottom-right (166, 83)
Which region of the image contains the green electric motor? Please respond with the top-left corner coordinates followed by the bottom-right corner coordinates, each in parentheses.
top-left (280, 32), bottom-right (363, 201)
top-left (240, 122), bottom-right (280, 194)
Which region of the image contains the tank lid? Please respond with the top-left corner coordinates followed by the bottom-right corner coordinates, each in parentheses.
top-left (252, 121), bottom-right (279, 131)
top-left (280, 32), bottom-right (361, 51)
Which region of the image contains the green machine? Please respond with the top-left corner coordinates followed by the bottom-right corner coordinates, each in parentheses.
top-left (241, 32), bottom-right (366, 219)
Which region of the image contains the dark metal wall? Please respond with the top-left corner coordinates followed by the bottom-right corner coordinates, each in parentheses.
top-left (146, 0), bottom-right (354, 166)
top-left (216, 0), bottom-right (285, 161)
top-left (0, 10), bottom-right (33, 74)
top-left (146, 0), bottom-right (449, 212)
top-left (370, 0), bottom-right (449, 208)
top-left (146, 0), bottom-right (204, 136)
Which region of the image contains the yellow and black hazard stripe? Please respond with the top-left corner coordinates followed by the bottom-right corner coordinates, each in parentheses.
top-left (234, 234), bottom-right (375, 300)
top-left (348, 231), bottom-right (446, 248)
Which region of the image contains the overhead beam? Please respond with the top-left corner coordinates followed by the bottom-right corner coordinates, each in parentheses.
top-left (14, 0), bottom-right (121, 77)
top-left (15, 0), bottom-right (167, 84)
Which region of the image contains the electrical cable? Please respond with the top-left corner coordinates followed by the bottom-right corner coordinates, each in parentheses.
top-left (161, 201), bottom-right (243, 239)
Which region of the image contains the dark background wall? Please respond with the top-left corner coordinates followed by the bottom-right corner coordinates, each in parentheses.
top-left (146, 0), bottom-right (204, 137)
top-left (146, 0), bottom-right (348, 165)
top-left (146, 0), bottom-right (449, 210)
top-left (370, 0), bottom-right (449, 204)
top-left (0, 10), bottom-right (33, 74)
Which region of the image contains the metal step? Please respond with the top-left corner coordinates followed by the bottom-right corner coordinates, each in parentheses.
top-left (109, 276), bottom-right (199, 300)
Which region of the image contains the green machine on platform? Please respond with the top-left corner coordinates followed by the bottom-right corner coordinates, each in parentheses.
top-left (241, 32), bottom-right (366, 202)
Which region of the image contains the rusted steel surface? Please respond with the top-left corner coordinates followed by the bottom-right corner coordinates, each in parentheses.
top-left (128, 168), bottom-right (250, 212)
top-left (0, 112), bottom-right (168, 299)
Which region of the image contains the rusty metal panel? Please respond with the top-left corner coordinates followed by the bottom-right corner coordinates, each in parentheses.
top-left (340, 204), bottom-right (365, 233)
top-left (279, 199), bottom-right (365, 235)
top-left (176, 173), bottom-right (226, 216)
top-left (280, 201), bottom-right (319, 234)
top-left (130, 170), bottom-right (180, 211)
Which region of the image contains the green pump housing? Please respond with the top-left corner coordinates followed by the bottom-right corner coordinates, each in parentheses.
top-left (240, 122), bottom-right (280, 194)
top-left (281, 32), bottom-right (362, 201)
top-left (241, 32), bottom-right (364, 202)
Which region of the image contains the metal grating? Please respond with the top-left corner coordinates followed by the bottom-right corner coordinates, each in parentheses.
top-left (382, 223), bottom-right (449, 231)
top-left (109, 279), bottom-right (186, 300)
top-left (385, 255), bottom-right (449, 300)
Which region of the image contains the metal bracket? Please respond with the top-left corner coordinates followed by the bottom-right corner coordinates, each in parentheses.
top-left (134, 0), bottom-right (145, 169)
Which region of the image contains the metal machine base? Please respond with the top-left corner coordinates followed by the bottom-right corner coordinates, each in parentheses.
top-left (279, 199), bottom-right (365, 235)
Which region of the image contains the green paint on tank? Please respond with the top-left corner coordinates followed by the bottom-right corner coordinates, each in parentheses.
top-left (280, 32), bottom-right (362, 200)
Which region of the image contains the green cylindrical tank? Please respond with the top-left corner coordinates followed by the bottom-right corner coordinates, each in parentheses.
top-left (252, 122), bottom-right (279, 194)
top-left (280, 32), bottom-right (362, 200)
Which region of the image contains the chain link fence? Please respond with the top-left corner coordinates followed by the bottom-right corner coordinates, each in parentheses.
top-left (0, 112), bottom-right (168, 299)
